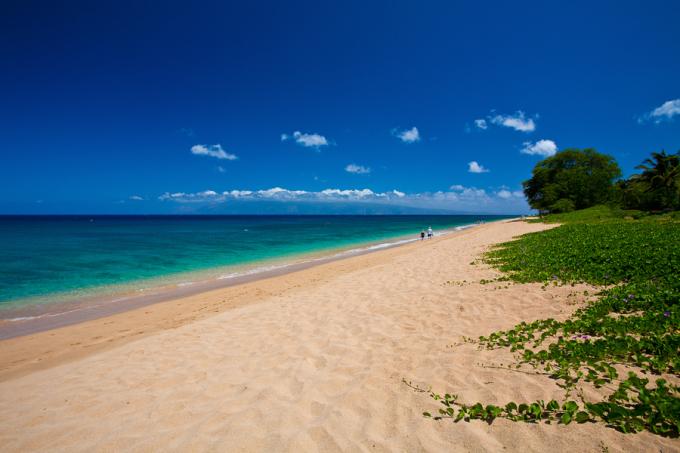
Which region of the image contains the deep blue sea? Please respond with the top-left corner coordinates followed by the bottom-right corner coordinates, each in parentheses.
top-left (0, 215), bottom-right (512, 317)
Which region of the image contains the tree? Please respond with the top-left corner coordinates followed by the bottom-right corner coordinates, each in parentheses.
top-left (630, 150), bottom-right (680, 211)
top-left (523, 148), bottom-right (621, 214)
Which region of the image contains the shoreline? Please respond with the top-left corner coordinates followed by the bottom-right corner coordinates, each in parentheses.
top-left (1, 218), bottom-right (675, 452)
top-left (0, 221), bottom-right (498, 382)
top-left (0, 222), bottom-right (482, 341)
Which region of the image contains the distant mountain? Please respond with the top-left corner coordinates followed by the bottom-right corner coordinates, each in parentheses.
top-left (0, 200), bottom-right (522, 216)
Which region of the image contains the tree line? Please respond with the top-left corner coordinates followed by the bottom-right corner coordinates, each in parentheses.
top-left (523, 148), bottom-right (680, 214)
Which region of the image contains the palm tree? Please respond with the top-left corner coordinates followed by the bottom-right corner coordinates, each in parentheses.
top-left (634, 150), bottom-right (680, 210)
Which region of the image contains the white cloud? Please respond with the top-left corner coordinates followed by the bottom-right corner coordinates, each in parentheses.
top-left (460, 187), bottom-right (487, 198)
top-left (319, 188), bottom-right (376, 198)
top-left (281, 131), bottom-right (329, 148)
top-left (191, 144), bottom-right (237, 160)
top-left (448, 185), bottom-right (488, 198)
top-left (468, 161), bottom-right (490, 173)
top-left (258, 187), bottom-right (301, 197)
top-left (489, 111), bottom-right (536, 132)
top-left (521, 139), bottom-right (558, 157)
top-left (226, 190), bottom-right (253, 197)
top-left (159, 186), bottom-right (512, 204)
top-left (160, 187), bottom-right (394, 203)
top-left (157, 185), bottom-right (530, 213)
top-left (496, 189), bottom-right (525, 199)
top-left (394, 127), bottom-right (421, 143)
top-left (129, 195), bottom-right (144, 201)
top-left (640, 99), bottom-right (680, 123)
top-left (651, 99), bottom-right (680, 120)
top-left (474, 119), bottom-right (488, 130)
top-left (159, 190), bottom-right (220, 202)
top-left (345, 164), bottom-right (371, 174)
top-left (217, 166), bottom-right (226, 173)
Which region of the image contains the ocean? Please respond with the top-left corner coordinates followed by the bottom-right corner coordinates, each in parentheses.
top-left (0, 215), bottom-right (512, 321)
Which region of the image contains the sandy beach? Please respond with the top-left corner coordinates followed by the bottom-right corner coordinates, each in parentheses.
top-left (0, 219), bottom-right (676, 452)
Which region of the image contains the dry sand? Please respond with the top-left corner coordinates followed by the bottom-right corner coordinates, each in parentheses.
top-left (0, 220), bottom-right (677, 452)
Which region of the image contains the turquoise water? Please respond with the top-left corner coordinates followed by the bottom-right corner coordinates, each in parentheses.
top-left (0, 215), bottom-right (512, 315)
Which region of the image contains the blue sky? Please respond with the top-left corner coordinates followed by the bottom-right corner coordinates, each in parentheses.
top-left (1, 0), bottom-right (679, 214)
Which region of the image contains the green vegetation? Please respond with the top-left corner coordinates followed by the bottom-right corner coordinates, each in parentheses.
top-left (617, 151), bottom-right (680, 212)
top-left (485, 219), bottom-right (678, 285)
top-left (528, 205), bottom-right (638, 224)
top-left (533, 204), bottom-right (680, 225)
top-left (416, 210), bottom-right (680, 437)
top-left (523, 149), bottom-right (680, 214)
top-left (523, 148), bottom-right (621, 214)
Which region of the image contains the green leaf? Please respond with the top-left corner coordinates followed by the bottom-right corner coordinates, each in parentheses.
top-left (562, 401), bottom-right (578, 414)
top-left (575, 411), bottom-right (590, 423)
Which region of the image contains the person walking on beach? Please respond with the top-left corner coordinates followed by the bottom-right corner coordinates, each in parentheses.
top-left (427, 226), bottom-right (433, 239)
top-left (420, 230), bottom-right (425, 241)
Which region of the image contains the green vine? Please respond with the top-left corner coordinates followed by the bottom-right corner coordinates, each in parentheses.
top-left (412, 215), bottom-right (680, 437)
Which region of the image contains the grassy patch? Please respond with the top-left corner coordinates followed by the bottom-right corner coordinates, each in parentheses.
top-left (529, 204), bottom-right (648, 224)
top-left (415, 212), bottom-right (680, 437)
top-left (530, 204), bottom-right (680, 224)
top-left (485, 221), bottom-right (679, 285)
